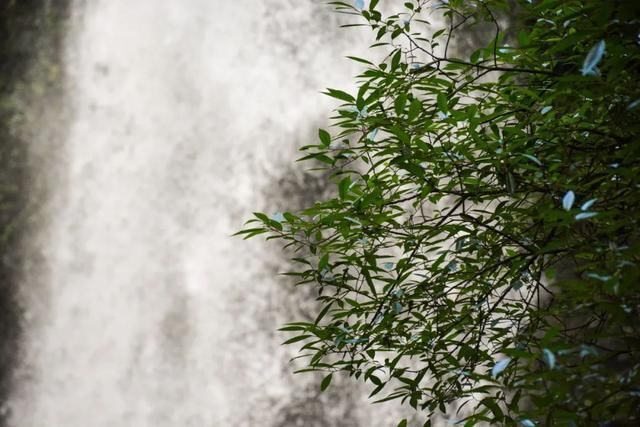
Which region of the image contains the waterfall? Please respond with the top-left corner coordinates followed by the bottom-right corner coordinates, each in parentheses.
top-left (9, 1), bottom-right (409, 425)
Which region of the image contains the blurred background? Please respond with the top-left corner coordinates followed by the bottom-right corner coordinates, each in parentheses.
top-left (0, 0), bottom-right (418, 425)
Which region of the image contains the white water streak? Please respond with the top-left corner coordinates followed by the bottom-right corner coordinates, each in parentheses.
top-left (10, 1), bottom-right (397, 425)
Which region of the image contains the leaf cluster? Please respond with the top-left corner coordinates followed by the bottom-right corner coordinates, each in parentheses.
top-left (239, 0), bottom-right (640, 425)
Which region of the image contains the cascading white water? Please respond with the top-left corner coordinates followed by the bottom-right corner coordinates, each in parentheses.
top-left (9, 1), bottom-right (413, 425)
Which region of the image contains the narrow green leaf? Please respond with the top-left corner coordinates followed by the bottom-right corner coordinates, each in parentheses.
top-left (321, 373), bottom-right (333, 391)
top-left (282, 335), bottom-right (311, 345)
top-left (437, 92), bottom-right (448, 113)
top-left (318, 129), bottom-right (331, 146)
top-left (323, 88), bottom-right (355, 103)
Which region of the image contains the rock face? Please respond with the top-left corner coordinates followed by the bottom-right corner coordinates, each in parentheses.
top-left (6, 1), bottom-right (406, 426)
top-left (0, 2), bottom-right (69, 426)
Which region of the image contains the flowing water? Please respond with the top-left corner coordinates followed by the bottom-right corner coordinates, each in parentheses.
top-left (8, 1), bottom-right (413, 425)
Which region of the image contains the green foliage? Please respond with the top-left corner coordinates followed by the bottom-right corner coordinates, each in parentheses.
top-left (239, 0), bottom-right (640, 424)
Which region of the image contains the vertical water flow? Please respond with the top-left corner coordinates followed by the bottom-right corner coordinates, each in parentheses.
top-left (9, 1), bottom-right (396, 425)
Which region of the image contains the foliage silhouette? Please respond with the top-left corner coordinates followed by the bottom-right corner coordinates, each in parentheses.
top-left (239, 0), bottom-right (640, 424)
